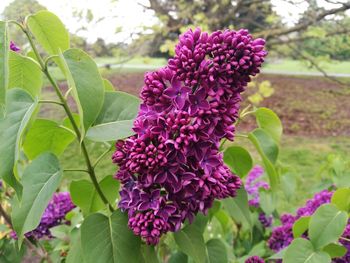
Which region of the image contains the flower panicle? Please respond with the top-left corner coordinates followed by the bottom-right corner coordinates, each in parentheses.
top-left (113, 27), bottom-right (267, 244)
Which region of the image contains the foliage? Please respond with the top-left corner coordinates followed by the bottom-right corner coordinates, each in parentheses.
top-left (0, 10), bottom-right (349, 263)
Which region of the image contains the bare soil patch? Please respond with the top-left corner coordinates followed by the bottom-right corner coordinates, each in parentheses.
top-left (105, 72), bottom-right (350, 137)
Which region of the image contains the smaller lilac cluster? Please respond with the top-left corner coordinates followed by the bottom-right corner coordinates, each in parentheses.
top-left (245, 165), bottom-right (269, 207)
top-left (268, 189), bottom-right (350, 262)
top-left (113, 28), bottom-right (267, 244)
top-left (10, 41), bottom-right (20, 52)
top-left (245, 256), bottom-right (265, 263)
top-left (268, 190), bottom-right (333, 252)
top-left (334, 224), bottom-right (350, 263)
top-left (245, 165), bottom-right (273, 227)
top-left (11, 192), bottom-right (75, 239)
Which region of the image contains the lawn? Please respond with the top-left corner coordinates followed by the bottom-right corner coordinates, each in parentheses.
top-left (94, 57), bottom-right (350, 75)
top-left (263, 59), bottom-right (350, 75)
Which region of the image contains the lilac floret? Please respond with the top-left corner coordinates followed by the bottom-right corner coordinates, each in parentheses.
top-left (10, 41), bottom-right (20, 52)
top-left (245, 256), bottom-right (265, 263)
top-left (245, 165), bottom-right (269, 207)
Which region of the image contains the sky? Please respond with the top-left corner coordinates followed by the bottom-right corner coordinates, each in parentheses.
top-left (0, 0), bottom-right (347, 43)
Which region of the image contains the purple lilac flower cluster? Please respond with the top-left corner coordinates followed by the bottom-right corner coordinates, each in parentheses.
top-left (10, 41), bottom-right (20, 52)
top-left (12, 192), bottom-right (75, 239)
top-left (245, 165), bottom-right (269, 207)
top-left (268, 189), bottom-right (350, 263)
top-left (245, 165), bottom-right (273, 227)
top-left (245, 256), bottom-right (265, 263)
top-left (112, 28), bottom-right (267, 244)
top-left (268, 190), bottom-right (333, 252)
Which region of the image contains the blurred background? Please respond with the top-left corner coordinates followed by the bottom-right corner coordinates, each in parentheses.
top-left (0, 0), bottom-right (349, 210)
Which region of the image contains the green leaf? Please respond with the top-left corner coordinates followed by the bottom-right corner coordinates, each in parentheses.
top-left (11, 153), bottom-right (62, 245)
top-left (70, 176), bottom-right (119, 215)
top-left (0, 21), bottom-right (9, 117)
top-left (23, 118), bottom-right (75, 159)
top-left (255, 107), bottom-right (282, 143)
top-left (323, 243), bottom-right (347, 258)
top-left (269, 248), bottom-right (287, 260)
top-left (50, 224), bottom-right (70, 240)
top-left (248, 128), bottom-right (279, 189)
top-left (0, 89), bottom-right (38, 195)
top-left (103, 78), bottom-right (115, 91)
top-left (0, 238), bottom-right (26, 263)
top-left (280, 173), bottom-right (297, 200)
top-left (86, 120), bottom-right (135, 142)
top-left (80, 210), bottom-right (143, 263)
top-left (174, 219), bottom-right (208, 263)
top-left (86, 91), bottom-right (139, 142)
top-left (283, 238), bottom-right (331, 263)
top-left (259, 189), bottom-right (276, 215)
top-left (206, 239), bottom-right (228, 263)
top-left (169, 252), bottom-right (188, 263)
top-left (60, 48), bottom-right (104, 137)
top-left (293, 216), bottom-right (310, 238)
top-left (95, 91), bottom-right (139, 125)
top-left (61, 49), bottom-right (104, 136)
top-left (214, 209), bottom-right (232, 234)
top-left (142, 245), bottom-right (159, 263)
top-left (223, 146), bottom-right (253, 178)
top-left (331, 188), bottom-right (350, 212)
top-left (222, 188), bottom-right (252, 227)
top-left (27, 10), bottom-right (69, 55)
top-left (66, 228), bottom-right (85, 263)
top-left (8, 51), bottom-right (42, 97)
top-left (309, 204), bottom-right (348, 249)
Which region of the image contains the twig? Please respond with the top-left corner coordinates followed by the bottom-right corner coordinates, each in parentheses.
top-left (38, 100), bottom-right (63, 106)
top-left (93, 146), bottom-right (113, 168)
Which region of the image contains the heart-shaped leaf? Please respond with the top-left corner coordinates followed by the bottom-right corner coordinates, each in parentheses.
top-left (23, 118), bottom-right (75, 159)
top-left (80, 210), bottom-right (143, 263)
top-left (12, 153), bottom-right (62, 245)
top-left (0, 89), bottom-right (38, 195)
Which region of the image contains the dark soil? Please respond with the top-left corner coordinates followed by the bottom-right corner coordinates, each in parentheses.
top-left (106, 72), bottom-right (350, 137)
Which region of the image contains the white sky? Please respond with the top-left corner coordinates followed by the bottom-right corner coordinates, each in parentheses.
top-left (0, 0), bottom-right (348, 43)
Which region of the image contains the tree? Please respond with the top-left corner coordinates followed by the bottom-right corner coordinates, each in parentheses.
top-left (139, 0), bottom-right (350, 85)
top-left (2, 0), bottom-right (46, 45)
top-left (137, 0), bottom-right (280, 56)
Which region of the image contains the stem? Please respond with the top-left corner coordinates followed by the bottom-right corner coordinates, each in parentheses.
top-left (44, 64), bottom-right (113, 212)
top-left (235, 134), bottom-right (248, 138)
top-left (340, 237), bottom-right (350, 243)
top-left (93, 146), bottom-right (113, 168)
top-left (38, 100), bottom-right (63, 106)
top-left (18, 22), bottom-right (114, 212)
top-left (44, 55), bottom-right (59, 70)
top-left (219, 138), bottom-right (227, 151)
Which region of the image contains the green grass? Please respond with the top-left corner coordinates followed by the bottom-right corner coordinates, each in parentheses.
top-left (263, 59), bottom-right (350, 74)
